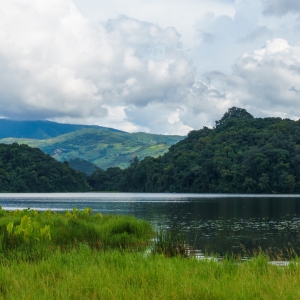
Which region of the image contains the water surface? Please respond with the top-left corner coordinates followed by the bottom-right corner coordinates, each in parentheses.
top-left (1, 193), bottom-right (300, 256)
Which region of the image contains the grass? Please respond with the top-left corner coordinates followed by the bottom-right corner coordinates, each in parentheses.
top-left (0, 207), bottom-right (153, 261)
top-left (152, 228), bottom-right (188, 257)
top-left (1, 207), bottom-right (300, 299)
top-left (1, 250), bottom-right (300, 299)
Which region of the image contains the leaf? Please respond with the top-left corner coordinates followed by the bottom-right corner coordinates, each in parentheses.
top-left (6, 222), bottom-right (14, 235)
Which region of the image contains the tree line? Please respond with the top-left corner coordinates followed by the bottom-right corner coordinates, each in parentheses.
top-left (2, 107), bottom-right (300, 193)
top-left (0, 143), bottom-right (89, 192)
top-left (87, 107), bottom-right (300, 193)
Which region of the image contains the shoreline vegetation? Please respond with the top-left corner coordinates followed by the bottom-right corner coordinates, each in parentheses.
top-left (1, 208), bottom-right (300, 299)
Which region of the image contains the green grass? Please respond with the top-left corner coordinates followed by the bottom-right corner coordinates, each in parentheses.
top-left (0, 207), bottom-right (153, 261)
top-left (1, 250), bottom-right (300, 299)
top-left (1, 208), bottom-right (300, 299)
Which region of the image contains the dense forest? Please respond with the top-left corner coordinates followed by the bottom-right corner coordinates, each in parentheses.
top-left (2, 107), bottom-right (300, 193)
top-left (67, 158), bottom-right (99, 175)
top-left (88, 107), bottom-right (300, 193)
top-left (0, 143), bottom-right (89, 192)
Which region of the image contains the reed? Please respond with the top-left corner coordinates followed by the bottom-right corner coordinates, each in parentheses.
top-left (152, 228), bottom-right (188, 257)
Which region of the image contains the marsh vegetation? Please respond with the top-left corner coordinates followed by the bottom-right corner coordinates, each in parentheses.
top-left (0, 207), bottom-right (300, 299)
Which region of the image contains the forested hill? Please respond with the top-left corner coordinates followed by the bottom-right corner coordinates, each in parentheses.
top-left (1, 129), bottom-right (184, 170)
top-left (0, 143), bottom-right (89, 192)
top-left (88, 107), bottom-right (300, 193)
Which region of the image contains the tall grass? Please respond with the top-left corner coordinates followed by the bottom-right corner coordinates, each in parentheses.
top-left (152, 228), bottom-right (188, 257)
top-left (1, 207), bottom-right (300, 299)
top-left (0, 207), bottom-right (153, 261)
top-left (1, 249), bottom-right (300, 299)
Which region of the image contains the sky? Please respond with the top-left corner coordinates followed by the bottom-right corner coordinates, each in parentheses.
top-left (1, 0), bottom-right (300, 135)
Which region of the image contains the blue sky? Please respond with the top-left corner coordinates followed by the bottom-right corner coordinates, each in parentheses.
top-left (1, 0), bottom-right (300, 134)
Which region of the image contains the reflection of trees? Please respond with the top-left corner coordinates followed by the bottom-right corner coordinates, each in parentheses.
top-left (134, 197), bottom-right (300, 256)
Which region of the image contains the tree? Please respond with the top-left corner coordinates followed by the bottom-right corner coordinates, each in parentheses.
top-left (215, 107), bottom-right (254, 128)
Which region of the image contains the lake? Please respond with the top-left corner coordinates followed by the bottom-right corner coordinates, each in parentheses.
top-left (1, 193), bottom-right (300, 256)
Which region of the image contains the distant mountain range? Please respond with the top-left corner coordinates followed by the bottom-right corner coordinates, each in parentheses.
top-left (0, 119), bottom-right (123, 139)
top-left (0, 119), bottom-right (184, 169)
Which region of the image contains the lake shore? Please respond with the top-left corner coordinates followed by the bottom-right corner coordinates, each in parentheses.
top-left (0, 207), bottom-right (300, 299)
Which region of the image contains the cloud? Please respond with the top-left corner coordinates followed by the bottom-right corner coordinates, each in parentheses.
top-left (0, 0), bottom-right (106, 119)
top-left (191, 0), bottom-right (268, 74)
top-left (201, 38), bottom-right (300, 120)
top-left (234, 39), bottom-right (300, 117)
top-left (1, 0), bottom-right (300, 135)
top-left (0, 0), bottom-right (196, 133)
top-left (236, 26), bottom-right (272, 43)
top-left (262, 0), bottom-right (300, 16)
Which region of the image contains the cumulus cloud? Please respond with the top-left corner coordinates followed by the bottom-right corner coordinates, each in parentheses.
top-left (234, 39), bottom-right (300, 117)
top-left (1, 0), bottom-right (300, 135)
top-left (201, 38), bottom-right (300, 120)
top-left (191, 0), bottom-right (300, 75)
top-left (0, 0), bottom-right (106, 119)
top-left (0, 0), bottom-right (196, 133)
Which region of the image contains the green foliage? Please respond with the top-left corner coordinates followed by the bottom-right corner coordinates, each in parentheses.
top-left (215, 106), bottom-right (254, 128)
top-left (0, 128), bottom-right (184, 170)
top-left (67, 158), bottom-right (99, 175)
top-left (89, 107), bottom-right (300, 193)
top-left (6, 215), bottom-right (51, 243)
top-left (0, 143), bottom-right (89, 192)
top-left (0, 207), bottom-right (299, 299)
top-left (152, 229), bottom-right (188, 257)
top-left (0, 208), bottom-right (153, 261)
top-left (1, 250), bottom-right (300, 299)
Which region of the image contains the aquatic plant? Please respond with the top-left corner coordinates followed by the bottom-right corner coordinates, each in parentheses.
top-left (6, 215), bottom-right (51, 243)
top-left (152, 229), bottom-right (188, 257)
top-left (0, 207), bottom-right (153, 261)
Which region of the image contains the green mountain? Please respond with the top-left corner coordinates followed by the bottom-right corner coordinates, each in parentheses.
top-left (0, 128), bottom-right (184, 169)
top-left (0, 119), bottom-right (123, 139)
top-left (88, 107), bottom-right (300, 193)
top-left (0, 143), bottom-right (89, 192)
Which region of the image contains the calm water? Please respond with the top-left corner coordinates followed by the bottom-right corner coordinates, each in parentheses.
top-left (1, 193), bottom-right (300, 255)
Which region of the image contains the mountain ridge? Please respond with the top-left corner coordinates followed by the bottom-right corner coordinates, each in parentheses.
top-left (0, 124), bottom-right (184, 169)
top-left (0, 119), bottom-right (125, 139)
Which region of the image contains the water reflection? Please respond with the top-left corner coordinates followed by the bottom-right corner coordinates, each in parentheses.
top-left (1, 193), bottom-right (300, 256)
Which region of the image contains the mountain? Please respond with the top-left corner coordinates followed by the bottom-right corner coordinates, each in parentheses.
top-left (88, 107), bottom-right (300, 193)
top-left (0, 119), bottom-right (123, 139)
top-left (0, 128), bottom-right (184, 169)
top-left (0, 143), bottom-right (89, 192)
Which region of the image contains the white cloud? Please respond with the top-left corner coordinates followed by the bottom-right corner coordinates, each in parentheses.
top-left (191, 0), bottom-right (300, 75)
top-left (201, 38), bottom-right (300, 121)
top-left (0, 0), bottom-right (196, 133)
top-left (1, 0), bottom-right (300, 135)
top-left (72, 0), bottom-right (235, 47)
top-left (124, 103), bottom-right (193, 135)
